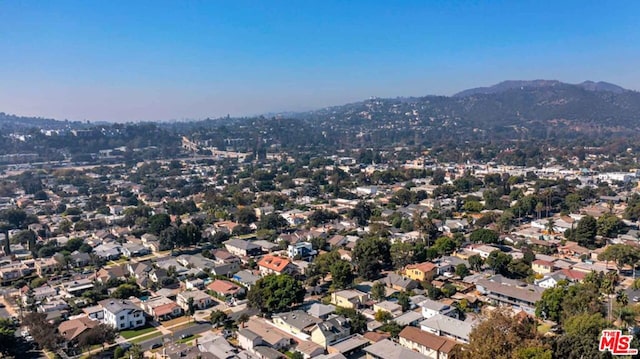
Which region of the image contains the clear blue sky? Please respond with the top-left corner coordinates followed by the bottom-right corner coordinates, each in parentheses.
top-left (1, 1), bottom-right (639, 122)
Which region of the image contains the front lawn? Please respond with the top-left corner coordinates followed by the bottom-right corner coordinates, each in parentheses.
top-left (120, 326), bottom-right (158, 339)
top-left (130, 331), bottom-right (163, 344)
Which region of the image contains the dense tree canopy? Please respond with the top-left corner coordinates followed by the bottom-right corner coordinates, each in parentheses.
top-left (461, 309), bottom-right (549, 359)
top-left (247, 274), bottom-right (305, 315)
top-left (353, 237), bottom-right (392, 280)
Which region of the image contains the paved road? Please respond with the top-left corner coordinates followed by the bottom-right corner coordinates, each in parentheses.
top-left (138, 322), bottom-right (212, 351)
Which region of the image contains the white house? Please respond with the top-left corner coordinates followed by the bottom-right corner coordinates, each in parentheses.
top-left (287, 242), bottom-right (316, 260)
top-left (98, 299), bottom-right (146, 330)
top-left (419, 298), bottom-right (458, 319)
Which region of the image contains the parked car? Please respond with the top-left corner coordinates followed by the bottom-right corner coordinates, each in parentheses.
top-left (151, 343), bottom-right (163, 349)
top-left (180, 333), bottom-right (193, 340)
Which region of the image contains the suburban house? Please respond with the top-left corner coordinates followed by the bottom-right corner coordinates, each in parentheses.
top-left (310, 316), bottom-right (351, 348)
top-left (287, 242), bottom-right (317, 260)
top-left (404, 262), bottom-right (437, 282)
top-left (224, 239), bottom-right (262, 257)
top-left (177, 290), bottom-right (215, 310)
top-left (272, 310), bottom-right (323, 335)
top-left (98, 299), bottom-right (146, 330)
top-left (476, 277), bottom-right (544, 314)
top-left (419, 298), bottom-right (459, 319)
top-left (535, 269), bottom-right (586, 289)
top-left (238, 328), bottom-right (264, 353)
top-left (419, 314), bottom-right (473, 344)
top-left (58, 316), bottom-right (99, 346)
top-left (207, 279), bottom-right (246, 299)
top-left (211, 249), bottom-right (242, 265)
top-left (330, 290), bottom-right (368, 309)
top-left (373, 301), bottom-right (403, 317)
top-left (35, 257), bottom-right (58, 277)
top-left (121, 243), bottom-right (151, 258)
top-left (233, 270), bottom-right (261, 289)
top-left (307, 303), bottom-right (336, 320)
top-left (96, 265), bottom-right (128, 284)
top-left (257, 255), bottom-right (295, 276)
top-left (244, 318), bottom-right (294, 350)
top-left (363, 339), bottom-right (427, 359)
top-left (531, 259), bottom-right (555, 275)
top-left (398, 326), bottom-right (458, 359)
top-left (23, 285), bottom-right (57, 303)
top-left (381, 273), bottom-right (419, 292)
top-left (141, 296), bottom-right (183, 321)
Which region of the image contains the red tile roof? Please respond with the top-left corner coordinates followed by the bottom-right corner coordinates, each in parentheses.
top-left (406, 261), bottom-right (437, 273)
top-left (153, 303), bottom-right (180, 316)
top-left (207, 279), bottom-right (242, 294)
top-left (257, 255), bottom-right (291, 273)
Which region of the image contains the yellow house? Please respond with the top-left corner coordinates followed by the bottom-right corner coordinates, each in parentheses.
top-left (330, 290), bottom-right (368, 309)
top-left (404, 262), bottom-right (437, 282)
top-left (531, 260), bottom-right (554, 275)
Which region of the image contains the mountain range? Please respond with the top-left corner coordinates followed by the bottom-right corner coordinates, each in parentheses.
top-left (3, 80), bottom-right (640, 146)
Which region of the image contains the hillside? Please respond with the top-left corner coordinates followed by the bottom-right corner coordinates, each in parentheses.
top-left (289, 80), bottom-right (640, 147)
top-left (3, 80), bottom-right (640, 160)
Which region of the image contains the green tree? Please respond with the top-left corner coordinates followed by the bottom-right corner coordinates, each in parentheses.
top-left (455, 263), bottom-right (470, 278)
top-left (535, 282), bottom-right (567, 322)
top-left (598, 244), bottom-right (640, 275)
top-left (247, 274), bottom-right (305, 315)
top-left (210, 310), bottom-right (229, 327)
top-left (469, 228), bottom-right (499, 244)
top-left (113, 345), bottom-right (125, 359)
top-left (390, 241), bottom-right (414, 269)
top-left (562, 282), bottom-right (604, 319)
top-left (371, 282), bottom-right (387, 301)
top-left (597, 213), bottom-right (624, 238)
top-left (329, 260), bottom-right (354, 290)
top-left (397, 291), bottom-right (410, 312)
top-left (127, 343), bottom-right (144, 359)
top-left (432, 236), bottom-right (457, 255)
top-left (571, 215), bottom-right (597, 248)
top-left (462, 309), bottom-right (548, 359)
top-left (374, 310), bottom-right (393, 323)
top-left (554, 313), bottom-right (609, 358)
top-left (486, 250), bottom-right (512, 275)
top-left (0, 318), bottom-right (18, 356)
top-left (186, 297), bottom-right (195, 316)
top-left (258, 213), bottom-right (289, 231)
top-left (468, 254), bottom-right (484, 272)
top-left (111, 283), bottom-right (142, 299)
top-left (236, 207), bottom-right (258, 225)
top-left (353, 237), bottom-right (391, 280)
top-left (77, 323), bottom-right (116, 350)
top-left (463, 201), bottom-right (483, 213)
top-left (148, 213), bottom-right (171, 235)
top-left (65, 237), bottom-right (84, 252)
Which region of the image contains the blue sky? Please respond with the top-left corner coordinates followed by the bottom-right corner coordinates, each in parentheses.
top-left (0, 1), bottom-right (639, 122)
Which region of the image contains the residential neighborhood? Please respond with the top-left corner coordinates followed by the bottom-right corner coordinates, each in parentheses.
top-left (2, 150), bottom-right (640, 359)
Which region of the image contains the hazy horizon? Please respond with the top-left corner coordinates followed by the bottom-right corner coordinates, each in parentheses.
top-left (1, 1), bottom-right (639, 123)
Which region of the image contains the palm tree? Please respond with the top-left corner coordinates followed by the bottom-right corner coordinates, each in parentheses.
top-left (616, 289), bottom-right (629, 306)
top-left (545, 218), bottom-right (556, 235)
top-left (614, 305), bottom-right (637, 330)
top-left (236, 313), bottom-right (250, 328)
top-left (602, 276), bottom-right (615, 322)
top-left (535, 202), bottom-right (544, 220)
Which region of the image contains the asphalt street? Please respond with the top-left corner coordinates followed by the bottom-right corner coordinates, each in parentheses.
top-left (138, 322), bottom-right (212, 351)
